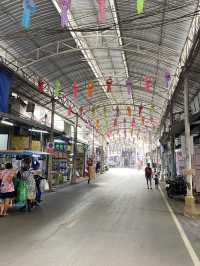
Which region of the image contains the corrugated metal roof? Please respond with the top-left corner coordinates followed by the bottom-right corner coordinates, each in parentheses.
top-left (0, 0), bottom-right (198, 136)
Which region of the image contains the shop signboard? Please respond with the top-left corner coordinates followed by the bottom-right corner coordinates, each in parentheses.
top-left (54, 142), bottom-right (67, 152)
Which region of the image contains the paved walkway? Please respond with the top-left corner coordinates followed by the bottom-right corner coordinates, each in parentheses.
top-left (0, 169), bottom-right (197, 266)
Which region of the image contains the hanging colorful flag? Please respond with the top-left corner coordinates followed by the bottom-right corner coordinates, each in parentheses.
top-left (150, 104), bottom-right (155, 113)
top-left (91, 106), bottom-right (96, 119)
top-left (55, 80), bottom-right (62, 97)
top-left (137, 0), bottom-right (144, 14)
top-left (59, 0), bottom-right (71, 28)
top-left (104, 107), bottom-right (108, 119)
top-left (127, 106), bottom-right (132, 117)
top-left (97, 0), bottom-right (106, 24)
top-left (37, 79), bottom-right (44, 93)
top-left (22, 0), bottom-right (37, 30)
top-left (141, 116), bottom-right (145, 126)
top-left (131, 118), bottom-right (136, 128)
top-left (150, 116), bottom-right (154, 124)
top-left (96, 119), bottom-right (100, 129)
top-left (114, 118), bottom-right (118, 128)
top-left (126, 79), bottom-right (133, 96)
top-left (124, 129), bottom-right (127, 138)
top-left (106, 77), bottom-right (112, 93)
top-left (144, 75), bottom-right (152, 92)
top-left (73, 80), bottom-right (78, 98)
top-left (79, 106), bottom-right (84, 116)
top-left (139, 104), bottom-right (144, 116)
top-left (116, 106), bottom-right (120, 118)
top-left (165, 72), bottom-right (171, 88)
top-left (68, 105), bottom-right (72, 116)
top-left (87, 80), bottom-right (94, 98)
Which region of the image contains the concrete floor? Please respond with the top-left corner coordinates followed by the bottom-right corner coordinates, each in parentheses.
top-left (0, 169), bottom-right (195, 266)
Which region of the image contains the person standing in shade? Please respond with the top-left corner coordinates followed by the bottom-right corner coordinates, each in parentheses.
top-left (145, 163), bottom-right (153, 190)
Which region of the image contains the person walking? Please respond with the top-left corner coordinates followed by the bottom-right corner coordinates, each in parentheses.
top-left (21, 159), bottom-right (36, 212)
top-left (145, 163), bottom-right (153, 190)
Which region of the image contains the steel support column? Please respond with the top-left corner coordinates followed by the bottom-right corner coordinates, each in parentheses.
top-left (183, 74), bottom-right (199, 217)
top-left (71, 113), bottom-right (78, 184)
top-left (48, 98), bottom-right (55, 191)
top-left (170, 101), bottom-right (176, 178)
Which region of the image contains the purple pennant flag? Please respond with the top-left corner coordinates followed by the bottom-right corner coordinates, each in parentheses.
top-left (126, 79), bottom-right (133, 96)
top-left (59, 0), bottom-right (71, 28)
top-left (165, 72), bottom-right (171, 88)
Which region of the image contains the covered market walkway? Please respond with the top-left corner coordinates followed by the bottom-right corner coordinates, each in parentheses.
top-left (0, 169), bottom-right (198, 266)
top-left (1, 1), bottom-right (200, 266)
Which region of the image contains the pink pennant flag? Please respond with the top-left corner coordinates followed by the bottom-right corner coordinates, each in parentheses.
top-left (114, 118), bottom-right (117, 128)
top-left (126, 79), bottom-right (133, 96)
top-left (97, 0), bottom-right (106, 24)
top-left (144, 75), bottom-right (152, 92)
top-left (131, 118), bottom-right (136, 128)
top-left (73, 80), bottom-right (78, 98)
top-left (68, 105), bottom-right (72, 115)
top-left (59, 0), bottom-right (71, 28)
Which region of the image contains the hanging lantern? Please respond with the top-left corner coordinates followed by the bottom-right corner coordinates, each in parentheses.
top-left (116, 106), bottom-right (120, 118)
top-left (73, 80), bottom-right (78, 98)
top-left (59, 0), bottom-right (71, 28)
top-left (106, 76), bottom-right (112, 93)
top-left (114, 118), bottom-right (117, 128)
top-left (96, 119), bottom-right (100, 129)
top-left (97, 0), bottom-right (106, 24)
top-left (144, 75), bottom-right (152, 92)
top-left (87, 80), bottom-right (94, 98)
top-left (68, 105), bottom-right (72, 116)
top-left (22, 0), bottom-right (37, 31)
top-left (127, 106), bottom-right (132, 117)
top-left (137, 0), bottom-right (144, 14)
top-left (126, 79), bottom-right (133, 96)
top-left (79, 106), bottom-right (84, 116)
top-left (55, 80), bottom-right (62, 98)
top-left (165, 72), bottom-right (171, 88)
top-left (37, 79), bottom-right (44, 93)
top-left (139, 104), bottom-right (144, 116)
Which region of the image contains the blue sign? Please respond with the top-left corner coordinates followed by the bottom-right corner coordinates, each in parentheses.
top-left (0, 70), bottom-right (11, 113)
